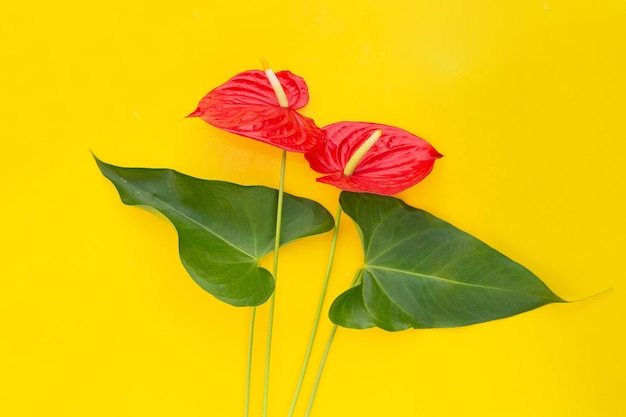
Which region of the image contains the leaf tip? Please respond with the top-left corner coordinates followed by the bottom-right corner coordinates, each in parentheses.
top-left (91, 150), bottom-right (105, 169)
top-left (569, 287), bottom-right (613, 303)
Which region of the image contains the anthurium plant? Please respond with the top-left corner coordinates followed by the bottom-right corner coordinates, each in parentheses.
top-left (95, 60), bottom-right (569, 417)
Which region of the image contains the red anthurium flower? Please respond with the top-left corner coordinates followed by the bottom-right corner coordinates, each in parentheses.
top-left (304, 122), bottom-right (442, 195)
top-left (188, 65), bottom-right (324, 152)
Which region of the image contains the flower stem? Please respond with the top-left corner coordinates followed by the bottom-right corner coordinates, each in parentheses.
top-left (304, 324), bottom-right (338, 417)
top-left (304, 270), bottom-right (362, 417)
top-left (244, 307), bottom-right (256, 417)
top-left (262, 149), bottom-right (287, 417)
top-left (287, 206), bottom-right (343, 417)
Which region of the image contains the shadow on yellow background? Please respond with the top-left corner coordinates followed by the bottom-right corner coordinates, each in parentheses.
top-left (1, 1), bottom-right (625, 416)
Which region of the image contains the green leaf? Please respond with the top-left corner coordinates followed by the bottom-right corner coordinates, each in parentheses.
top-left (330, 192), bottom-right (566, 331)
top-left (94, 155), bottom-right (334, 307)
top-left (328, 270), bottom-right (377, 329)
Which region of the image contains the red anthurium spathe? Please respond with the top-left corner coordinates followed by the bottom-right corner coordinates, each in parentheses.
top-left (304, 122), bottom-right (442, 195)
top-left (188, 66), bottom-right (324, 152)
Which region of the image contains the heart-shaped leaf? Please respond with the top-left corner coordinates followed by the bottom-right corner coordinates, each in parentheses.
top-left (329, 192), bottom-right (566, 331)
top-left (95, 156), bottom-right (334, 306)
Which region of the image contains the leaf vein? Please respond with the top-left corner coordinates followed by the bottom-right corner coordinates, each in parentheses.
top-left (129, 185), bottom-right (257, 260)
top-left (366, 265), bottom-right (558, 300)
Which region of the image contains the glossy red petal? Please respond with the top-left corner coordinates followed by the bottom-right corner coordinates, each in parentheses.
top-left (304, 121), bottom-right (442, 195)
top-left (188, 70), bottom-right (324, 152)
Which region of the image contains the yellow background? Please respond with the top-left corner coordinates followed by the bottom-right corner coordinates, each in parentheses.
top-left (2, 1), bottom-right (625, 416)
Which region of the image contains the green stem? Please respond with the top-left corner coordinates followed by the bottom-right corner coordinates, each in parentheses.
top-left (262, 150), bottom-right (287, 417)
top-left (304, 324), bottom-right (338, 417)
top-left (244, 307), bottom-right (256, 417)
top-left (287, 206), bottom-right (343, 417)
top-left (304, 270), bottom-right (362, 417)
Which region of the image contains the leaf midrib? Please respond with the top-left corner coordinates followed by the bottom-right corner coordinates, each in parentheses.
top-left (365, 264), bottom-right (560, 301)
top-left (122, 176), bottom-right (258, 260)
